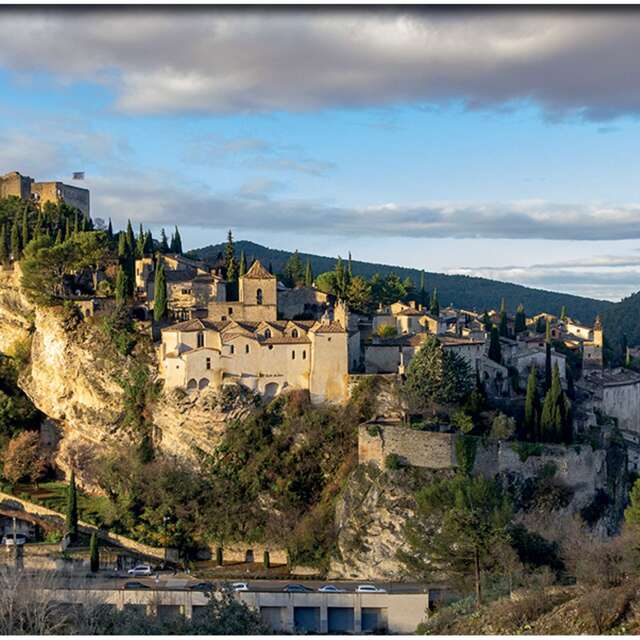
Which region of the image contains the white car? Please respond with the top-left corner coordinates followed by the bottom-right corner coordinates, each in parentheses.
top-left (231, 582), bottom-right (249, 592)
top-left (356, 584), bottom-right (387, 593)
top-left (2, 533), bottom-right (27, 546)
top-left (318, 584), bottom-right (347, 593)
top-left (127, 564), bottom-right (153, 576)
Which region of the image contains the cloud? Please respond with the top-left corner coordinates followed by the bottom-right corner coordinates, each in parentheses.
top-left (2, 8), bottom-right (640, 118)
top-left (184, 134), bottom-right (335, 176)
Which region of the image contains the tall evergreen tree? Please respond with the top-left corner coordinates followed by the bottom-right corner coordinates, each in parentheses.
top-left (63, 216), bottom-right (71, 242)
top-left (238, 250), bottom-right (246, 277)
top-left (488, 326), bottom-right (502, 364)
top-left (136, 224), bottom-right (145, 259)
top-left (560, 305), bottom-right (568, 323)
top-left (267, 261), bottom-right (273, 275)
top-left (115, 266), bottom-right (127, 305)
top-left (499, 297), bottom-right (506, 313)
top-left (143, 230), bottom-right (153, 255)
top-left (172, 226), bottom-right (183, 254)
top-left (73, 211), bottom-right (80, 235)
top-left (0, 224), bottom-right (7, 264)
top-left (224, 230), bottom-right (237, 281)
top-left (154, 261), bottom-right (167, 322)
top-left (89, 531), bottom-right (99, 572)
top-left (419, 270), bottom-right (427, 307)
top-left (482, 310), bottom-right (491, 332)
top-left (540, 363), bottom-right (571, 444)
top-left (335, 256), bottom-right (346, 299)
top-left (545, 319), bottom-right (552, 391)
top-left (126, 219), bottom-right (135, 252)
top-left (159, 228), bottom-right (169, 253)
top-left (348, 251), bottom-right (353, 277)
top-left (304, 258), bottom-right (313, 287)
top-left (498, 309), bottom-right (509, 337)
top-left (21, 207), bottom-right (29, 249)
top-left (117, 232), bottom-right (127, 259)
top-left (107, 218), bottom-right (113, 239)
top-left (66, 470), bottom-right (78, 543)
top-left (10, 217), bottom-right (21, 260)
top-left (429, 288), bottom-right (440, 317)
top-left (524, 366), bottom-right (540, 441)
top-left (514, 303), bottom-right (527, 334)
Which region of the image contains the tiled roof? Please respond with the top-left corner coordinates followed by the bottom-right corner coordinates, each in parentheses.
top-left (262, 336), bottom-right (311, 345)
top-left (313, 321), bottom-right (345, 334)
top-left (243, 259), bottom-right (275, 280)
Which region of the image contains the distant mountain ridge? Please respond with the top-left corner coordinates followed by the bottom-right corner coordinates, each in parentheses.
top-left (189, 240), bottom-right (613, 324)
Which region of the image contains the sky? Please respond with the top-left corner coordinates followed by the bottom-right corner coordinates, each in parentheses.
top-left (2, 7), bottom-right (640, 301)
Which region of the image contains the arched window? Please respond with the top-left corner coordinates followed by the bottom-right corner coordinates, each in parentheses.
top-left (291, 329), bottom-right (299, 338)
top-left (256, 288), bottom-right (263, 305)
top-left (264, 328), bottom-right (272, 339)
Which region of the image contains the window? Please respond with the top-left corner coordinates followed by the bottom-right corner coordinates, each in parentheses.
top-left (268, 345), bottom-right (273, 350)
top-left (197, 332), bottom-right (204, 348)
top-left (256, 288), bottom-right (263, 305)
top-left (302, 350), bottom-right (306, 360)
top-left (245, 344), bottom-right (250, 354)
top-left (206, 357), bottom-right (211, 370)
top-left (181, 288), bottom-right (192, 295)
top-left (292, 350), bottom-right (296, 360)
top-left (264, 329), bottom-right (272, 339)
top-left (230, 344), bottom-right (235, 354)
top-left (228, 307), bottom-right (233, 315)
top-left (291, 329), bottom-right (299, 338)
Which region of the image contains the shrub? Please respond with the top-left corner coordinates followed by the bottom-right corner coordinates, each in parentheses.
top-left (455, 435), bottom-right (477, 475)
top-left (385, 453), bottom-right (404, 470)
top-left (512, 442), bottom-right (543, 462)
top-left (366, 425), bottom-right (382, 437)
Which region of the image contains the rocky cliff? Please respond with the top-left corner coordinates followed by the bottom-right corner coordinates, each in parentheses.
top-left (0, 267), bottom-right (33, 353)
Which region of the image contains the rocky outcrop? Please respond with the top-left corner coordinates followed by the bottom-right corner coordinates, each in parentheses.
top-left (0, 266), bottom-right (33, 352)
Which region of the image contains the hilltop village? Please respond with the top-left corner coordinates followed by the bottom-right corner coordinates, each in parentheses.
top-left (2, 172), bottom-right (640, 632)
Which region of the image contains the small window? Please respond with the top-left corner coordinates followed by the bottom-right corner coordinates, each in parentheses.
top-left (206, 357), bottom-right (211, 370)
top-left (291, 329), bottom-right (299, 338)
top-left (230, 345), bottom-right (235, 354)
top-left (245, 344), bottom-right (250, 354)
top-left (228, 307), bottom-right (233, 315)
top-left (328, 337), bottom-right (332, 342)
top-left (302, 350), bottom-right (306, 360)
top-left (268, 345), bottom-right (273, 350)
top-left (197, 332), bottom-right (204, 348)
top-left (292, 350), bottom-right (296, 360)
top-left (264, 329), bottom-right (272, 339)
top-left (256, 288), bottom-right (263, 305)
top-left (221, 316), bottom-right (226, 321)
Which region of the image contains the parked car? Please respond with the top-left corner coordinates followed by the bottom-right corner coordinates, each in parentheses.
top-left (2, 533), bottom-right (27, 546)
top-left (124, 581), bottom-right (150, 590)
top-left (231, 582), bottom-right (249, 592)
top-left (189, 582), bottom-right (214, 592)
top-left (127, 564), bottom-right (153, 576)
top-left (356, 584), bottom-right (387, 593)
top-left (318, 584), bottom-right (347, 593)
top-left (283, 584), bottom-right (314, 593)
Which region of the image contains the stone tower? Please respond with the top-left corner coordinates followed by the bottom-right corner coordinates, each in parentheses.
top-left (238, 259), bottom-right (277, 321)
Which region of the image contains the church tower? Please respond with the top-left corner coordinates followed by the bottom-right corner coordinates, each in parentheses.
top-left (583, 315), bottom-right (604, 369)
top-left (238, 259), bottom-right (277, 321)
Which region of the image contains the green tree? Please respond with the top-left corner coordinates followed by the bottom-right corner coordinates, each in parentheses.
top-left (21, 206), bottom-right (30, 249)
top-left (560, 305), bottom-right (568, 323)
top-left (540, 363), bottom-right (571, 444)
top-left (625, 478), bottom-right (640, 530)
top-left (159, 228), bottom-right (169, 253)
top-left (89, 531), bottom-right (99, 572)
top-left (153, 261), bottom-right (167, 322)
top-left (283, 250), bottom-right (305, 287)
top-left (419, 270), bottom-right (427, 307)
top-left (238, 250), bottom-right (246, 278)
top-left (224, 230), bottom-right (237, 282)
top-left (315, 271), bottom-right (337, 295)
top-left (488, 326), bottom-right (502, 364)
top-left (429, 288), bottom-right (440, 316)
top-left (125, 219), bottom-right (135, 253)
top-left (171, 226), bottom-right (183, 254)
top-left (115, 265), bottom-right (127, 306)
top-left (345, 276), bottom-right (373, 315)
top-left (400, 474), bottom-right (513, 607)
top-left (523, 366), bottom-right (540, 441)
top-left (0, 224), bottom-right (7, 264)
top-left (304, 258), bottom-right (313, 287)
top-left (136, 224), bottom-right (145, 259)
top-left (143, 230), bottom-right (153, 255)
top-left (334, 256), bottom-right (347, 298)
top-left (482, 310), bottom-right (491, 331)
top-left (66, 469), bottom-right (78, 543)
top-left (107, 218), bottom-right (113, 239)
top-left (498, 309), bottom-right (509, 337)
top-left (10, 216), bottom-right (20, 260)
top-left (404, 335), bottom-right (473, 407)
top-left (514, 303), bottom-right (527, 334)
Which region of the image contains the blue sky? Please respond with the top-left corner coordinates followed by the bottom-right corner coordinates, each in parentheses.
top-left (3, 8), bottom-right (640, 301)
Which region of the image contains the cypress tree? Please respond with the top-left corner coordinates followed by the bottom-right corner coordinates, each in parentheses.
top-left (499, 297), bottom-right (506, 313)
top-left (73, 211), bottom-right (79, 235)
top-left (238, 250), bottom-right (246, 277)
top-left (154, 261), bottom-right (167, 322)
top-left (54, 228), bottom-right (63, 245)
top-left (172, 226), bottom-right (182, 254)
top-left (143, 230), bottom-right (153, 255)
top-left (158, 228), bottom-right (168, 253)
top-left (136, 224), bottom-right (145, 259)
top-left (545, 319), bottom-right (552, 392)
top-left (89, 532), bottom-right (99, 572)
top-left (107, 218), bottom-right (113, 239)
top-left (21, 207), bottom-right (29, 249)
top-left (305, 258), bottom-right (313, 287)
top-left (488, 326), bottom-right (502, 364)
top-left (126, 219), bottom-right (135, 252)
top-left (540, 363), bottom-right (570, 443)
top-left (66, 470), bottom-right (78, 543)
top-left (419, 270), bottom-right (427, 307)
top-left (335, 256), bottom-right (346, 298)
top-left (482, 310), bottom-right (491, 332)
top-left (10, 217), bottom-right (21, 260)
top-left (560, 305), bottom-right (568, 323)
top-left (64, 216), bottom-right (71, 242)
top-left (498, 309), bottom-right (509, 337)
top-left (348, 251), bottom-right (353, 277)
top-left (118, 232), bottom-right (127, 259)
top-left (429, 288), bottom-right (440, 317)
top-left (268, 261), bottom-right (273, 274)
top-left (115, 266), bottom-right (127, 305)
top-left (514, 303), bottom-right (527, 334)
top-left (524, 366), bottom-right (539, 441)
top-left (0, 224), bottom-right (7, 264)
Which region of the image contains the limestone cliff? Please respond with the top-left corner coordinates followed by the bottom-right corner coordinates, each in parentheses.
top-left (0, 267), bottom-right (33, 352)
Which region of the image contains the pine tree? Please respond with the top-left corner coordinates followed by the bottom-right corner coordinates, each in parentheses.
top-left (429, 288), bottom-right (440, 317)
top-left (154, 261), bottom-right (167, 322)
top-left (10, 217), bottom-right (21, 260)
top-left (238, 250), bottom-right (246, 277)
top-left (115, 266), bottom-right (127, 305)
top-left (514, 303), bottom-right (527, 334)
top-left (304, 258), bottom-right (313, 287)
top-left (136, 224), bottom-right (145, 259)
top-left (488, 326), bottom-right (502, 364)
top-left (21, 207), bottom-right (29, 250)
top-left (66, 470), bottom-right (78, 543)
top-left (89, 531), bottom-right (99, 572)
top-left (172, 226), bottom-right (183, 254)
top-left (524, 366), bottom-right (540, 441)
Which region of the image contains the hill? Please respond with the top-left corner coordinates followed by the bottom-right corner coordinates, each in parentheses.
top-left (189, 240), bottom-right (612, 323)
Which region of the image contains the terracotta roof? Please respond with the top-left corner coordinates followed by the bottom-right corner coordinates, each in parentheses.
top-left (262, 336), bottom-right (311, 345)
top-left (313, 320), bottom-right (345, 334)
top-left (243, 259), bottom-right (275, 280)
top-left (161, 319), bottom-right (228, 333)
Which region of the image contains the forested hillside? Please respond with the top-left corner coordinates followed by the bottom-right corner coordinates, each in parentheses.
top-left (190, 240), bottom-right (612, 323)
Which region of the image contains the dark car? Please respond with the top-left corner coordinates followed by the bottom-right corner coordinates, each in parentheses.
top-left (124, 581), bottom-right (150, 590)
top-left (189, 582), bottom-right (214, 591)
top-left (283, 583), bottom-right (314, 593)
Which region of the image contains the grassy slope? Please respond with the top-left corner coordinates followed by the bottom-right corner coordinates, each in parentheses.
top-left (189, 240), bottom-right (613, 324)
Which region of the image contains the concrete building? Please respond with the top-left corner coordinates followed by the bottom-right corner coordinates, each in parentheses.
top-left (0, 171), bottom-right (90, 217)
